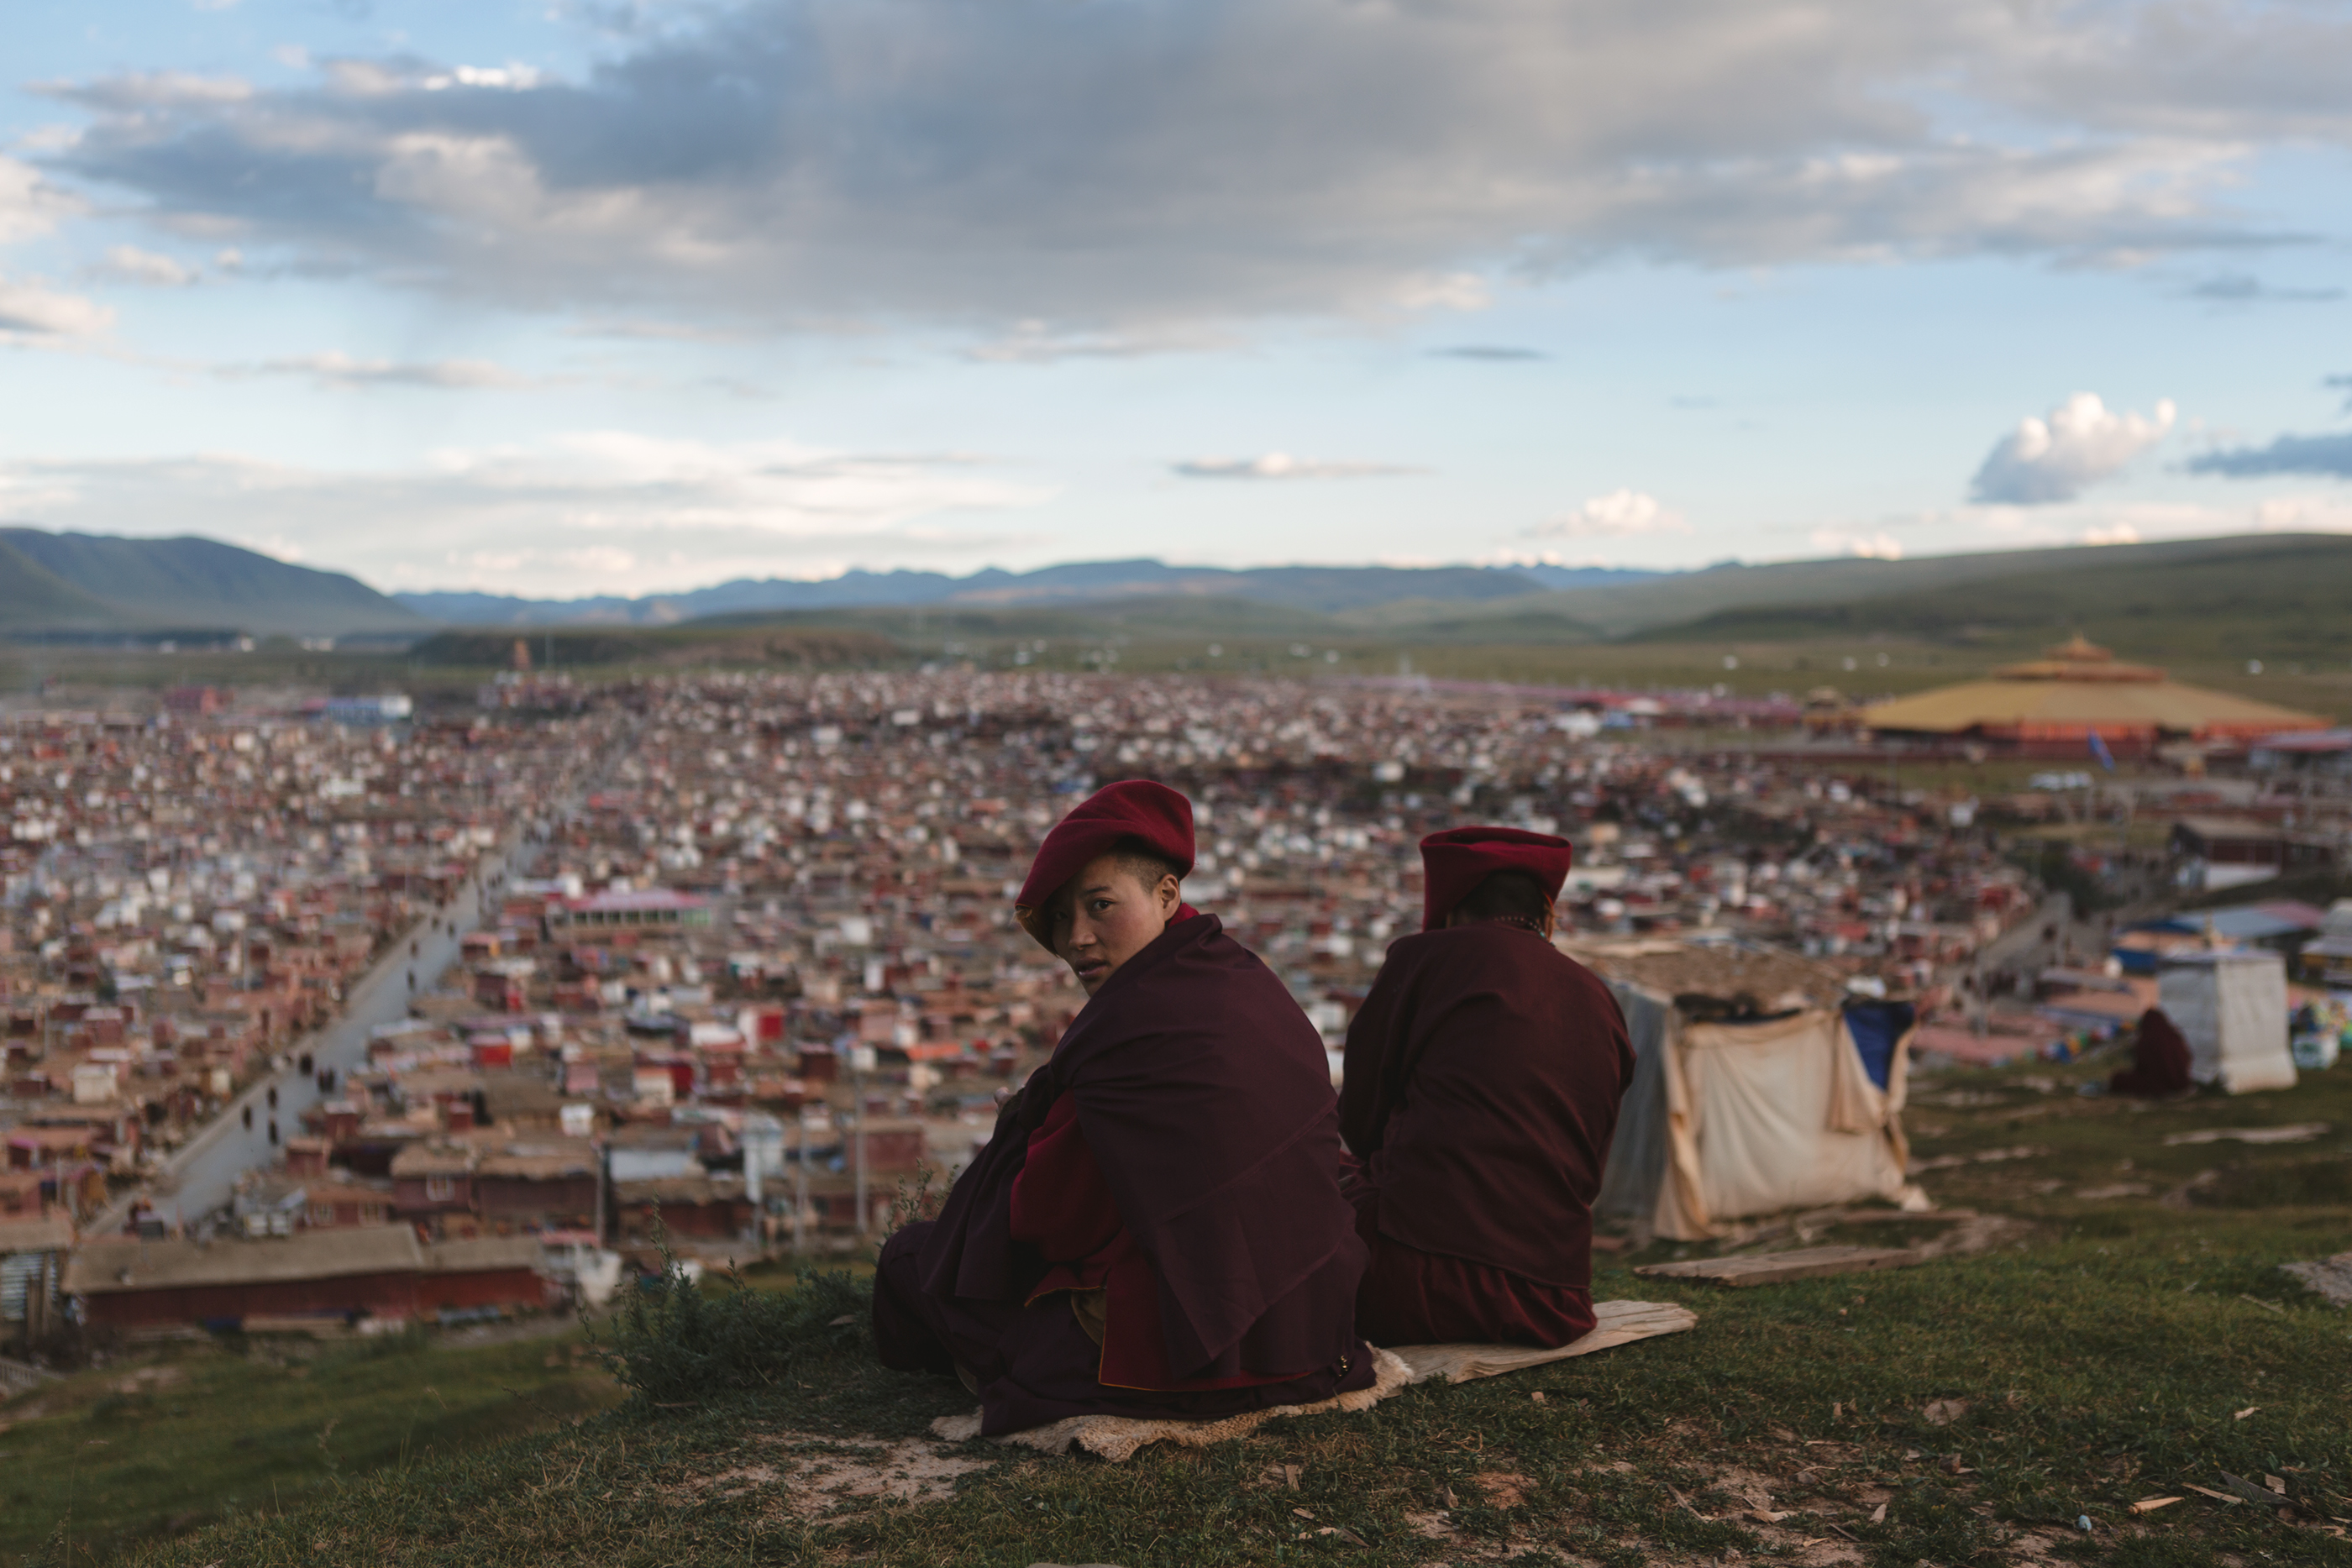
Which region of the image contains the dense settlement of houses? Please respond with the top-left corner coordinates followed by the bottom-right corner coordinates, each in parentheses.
top-left (3, 668), bottom-right (2344, 1341)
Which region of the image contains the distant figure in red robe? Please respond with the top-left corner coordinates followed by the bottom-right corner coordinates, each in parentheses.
top-left (2110, 1007), bottom-right (2194, 1097)
top-left (1340, 826), bottom-right (1633, 1348)
top-left (871, 779), bottom-right (1373, 1434)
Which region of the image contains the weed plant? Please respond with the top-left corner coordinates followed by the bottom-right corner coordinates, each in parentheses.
top-left (585, 1217), bottom-right (872, 1404)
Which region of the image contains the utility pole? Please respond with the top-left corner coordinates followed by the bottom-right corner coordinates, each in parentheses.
top-left (793, 1110), bottom-right (808, 1256)
top-left (849, 1042), bottom-right (878, 1237)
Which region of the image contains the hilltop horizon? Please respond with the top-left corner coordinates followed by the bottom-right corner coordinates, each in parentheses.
top-left (11, 521), bottom-right (2352, 653)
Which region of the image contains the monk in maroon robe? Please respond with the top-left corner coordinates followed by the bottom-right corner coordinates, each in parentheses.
top-left (872, 779), bottom-right (1374, 1434)
top-left (1340, 826), bottom-right (1633, 1348)
top-left (2110, 1007), bottom-right (2193, 1097)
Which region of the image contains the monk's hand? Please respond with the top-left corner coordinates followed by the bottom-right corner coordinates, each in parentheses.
top-left (1005, 1078), bottom-right (1064, 1139)
top-left (991, 1083), bottom-right (1041, 1140)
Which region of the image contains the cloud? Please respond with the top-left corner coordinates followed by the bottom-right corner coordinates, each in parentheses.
top-left (0, 433), bottom-right (1056, 595)
top-left (1529, 488), bottom-right (1690, 539)
top-left (1946, 495), bottom-right (2352, 550)
top-left (92, 245), bottom-right (197, 286)
top-left (1969, 392), bottom-right (2176, 505)
top-left (963, 321), bottom-right (1229, 364)
top-left (2186, 431), bottom-right (2352, 480)
top-left (0, 275), bottom-right (114, 335)
top-left (1431, 346), bottom-right (1546, 362)
top-left (2181, 273), bottom-right (2343, 305)
top-left (1811, 527), bottom-right (1903, 559)
top-left (2251, 495), bottom-right (2352, 532)
top-left (229, 351), bottom-right (533, 389)
top-left (1170, 453), bottom-right (1417, 480)
top-left (32, 0), bottom-right (2326, 331)
top-left (0, 155), bottom-right (79, 246)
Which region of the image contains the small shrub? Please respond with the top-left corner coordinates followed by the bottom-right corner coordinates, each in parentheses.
top-left (585, 1216), bottom-right (872, 1405)
top-left (889, 1162), bottom-right (942, 1235)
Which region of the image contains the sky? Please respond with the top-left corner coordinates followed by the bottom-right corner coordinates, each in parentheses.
top-left (3, 0), bottom-right (2351, 601)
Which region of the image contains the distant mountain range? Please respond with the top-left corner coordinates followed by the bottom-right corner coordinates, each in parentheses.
top-left (8, 525), bottom-right (2350, 657)
top-left (0, 528), bottom-right (426, 638)
top-left (392, 559), bottom-right (1662, 626)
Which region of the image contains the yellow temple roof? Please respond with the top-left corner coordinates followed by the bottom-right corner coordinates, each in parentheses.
top-left (1862, 637), bottom-right (2327, 738)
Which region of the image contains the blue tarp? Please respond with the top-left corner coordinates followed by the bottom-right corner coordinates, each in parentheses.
top-left (1842, 1000), bottom-right (1916, 1091)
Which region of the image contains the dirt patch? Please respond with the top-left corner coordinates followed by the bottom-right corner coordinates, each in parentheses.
top-left (113, 1366), bottom-right (188, 1395)
top-left (2281, 1252), bottom-right (2352, 1308)
top-left (667, 1430), bottom-right (994, 1517)
top-left (1402, 1509), bottom-right (1456, 1540)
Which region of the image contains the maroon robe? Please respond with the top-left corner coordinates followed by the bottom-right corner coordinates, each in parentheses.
top-left (2110, 1007), bottom-right (2193, 1097)
top-left (873, 911), bottom-right (1373, 1434)
top-left (1339, 925), bottom-right (1632, 1348)
top-left (1010, 1094), bottom-right (1304, 1392)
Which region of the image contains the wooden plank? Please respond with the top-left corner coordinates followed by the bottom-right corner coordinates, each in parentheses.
top-left (1633, 1245), bottom-right (1921, 1286)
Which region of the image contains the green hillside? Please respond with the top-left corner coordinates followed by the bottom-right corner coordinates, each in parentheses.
top-left (0, 528), bottom-right (428, 637)
top-left (0, 536), bottom-right (130, 631)
top-left (1629, 533), bottom-right (2352, 662)
top-left (1519, 532), bottom-right (2343, 640)
top-left (73, 1051), bottom-right (2352, 1568)
top-left (14, 525), bottom-right (2347, 658)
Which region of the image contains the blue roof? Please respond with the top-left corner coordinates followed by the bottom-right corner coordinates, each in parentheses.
top-left (2135, 900), bottom-right (2328, 941)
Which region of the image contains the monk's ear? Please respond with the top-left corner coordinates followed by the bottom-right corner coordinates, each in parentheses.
top-left (1156, 872), bottom-right (1181, 919)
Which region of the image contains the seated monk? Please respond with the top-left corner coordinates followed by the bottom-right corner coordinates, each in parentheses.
top-left (871, 779), bottom-right (1374, 1434)
top-left (1340, 826), bottom-right (1633, 1349)
top-left (2110, 1007), bottom-right (2193, 1097)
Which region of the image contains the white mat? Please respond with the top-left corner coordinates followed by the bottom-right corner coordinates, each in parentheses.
top-left (930, 1298), bottom-right (1698, 1460)
top-left (1389, 1298), bottom-right (1699, 1385)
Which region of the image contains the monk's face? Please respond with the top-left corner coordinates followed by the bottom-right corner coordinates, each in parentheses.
top-left (1047, 854), bottom-right (1181, 994)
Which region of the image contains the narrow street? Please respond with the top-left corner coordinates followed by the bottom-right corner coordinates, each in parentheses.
top-left (91, 728), bottom-right (635, 1235)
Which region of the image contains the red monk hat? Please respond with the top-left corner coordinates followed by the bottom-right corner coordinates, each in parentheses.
top-left (1419, 826), bottom-right (1573, 931)
top-left (1014, 779), bottom-right (1196, 950)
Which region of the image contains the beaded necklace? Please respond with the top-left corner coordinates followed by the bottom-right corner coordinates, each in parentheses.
top-left (1486, 914), bottom-right (1550, 936)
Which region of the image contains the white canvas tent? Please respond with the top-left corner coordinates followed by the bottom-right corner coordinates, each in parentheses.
top-left (1584, 947), bottom-right (1927, 1241)
top-left (2158, 950), bottom-right (2294, 1093)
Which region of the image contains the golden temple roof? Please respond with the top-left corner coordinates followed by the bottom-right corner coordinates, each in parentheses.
top-left (1862, 636), bottom-right (2327, 739)
top-left (1993, 634), bottom-right (2166, 683)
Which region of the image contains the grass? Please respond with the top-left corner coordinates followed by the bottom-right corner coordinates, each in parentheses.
top-left (0, 1322), bottom-right (622, 1565)
top-left (39, 1050), bottom-right (2348, 1567)
top-left (13, 602), bottom-right (2352, 726)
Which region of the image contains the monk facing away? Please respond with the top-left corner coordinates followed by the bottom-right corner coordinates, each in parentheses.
top-left (1340, 826), bottom-right (1633, 1349)
top-left (872, 779), bottom-right (1375, 1434)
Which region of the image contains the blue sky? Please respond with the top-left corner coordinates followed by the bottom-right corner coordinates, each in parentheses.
top-left (4, 0), bottom-right (2351, 599)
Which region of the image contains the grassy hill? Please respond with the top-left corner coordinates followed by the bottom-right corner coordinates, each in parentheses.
top-left (40, 1051), bottom-right (2352, 1568)
top-left (1517, 532), bottom-right (2349, 641)
top-left (14, 528), bottom-right (2352, 697)
top-left (1625, 533), bottom-right (2352, 663)
top-left (645, 533), bottom-right (2352, 664)
top-left (0, 537), bottom-right (127, 631)
top-left (408, 624), bottom-right (903, 669)
top-left (0, 529), bottom-right (428, 638)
